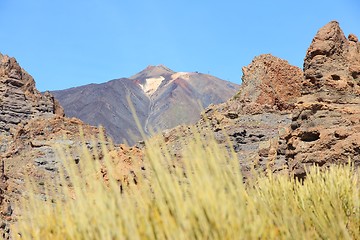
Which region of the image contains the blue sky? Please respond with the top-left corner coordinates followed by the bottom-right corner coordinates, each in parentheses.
top-left (0, 0), bottom-right (359, 91)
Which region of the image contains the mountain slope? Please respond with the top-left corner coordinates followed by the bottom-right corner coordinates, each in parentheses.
top-left (52, 79), bottom-right (150, 143)
top-left (52, 66), bottom-right (239, 144)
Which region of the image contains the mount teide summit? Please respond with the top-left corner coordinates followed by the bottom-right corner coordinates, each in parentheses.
top-left (52, 65), bottom-right (239, 144)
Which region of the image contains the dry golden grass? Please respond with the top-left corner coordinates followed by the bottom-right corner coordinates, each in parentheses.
top-left (12, 130), bottom-right (360, 240)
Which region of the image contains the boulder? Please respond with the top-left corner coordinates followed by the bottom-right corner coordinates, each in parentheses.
top-left (234, 54), bottom-right (303, 114)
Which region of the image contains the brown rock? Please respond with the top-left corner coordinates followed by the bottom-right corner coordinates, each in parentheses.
top-left (0, 53), bottom-right (143, 236)
top-left (348, 33), bottom-right (358, 42)
top-left (234, 54), bottom-right (303, 114)
top-left (163, 21), bottom-right (360, 179)
top-left (283, 21), bottom-right (360, 178)
top-left (163, 54), bottom-right (302, 177)
top-left (303, 21), bottom-right (360, 93)
top-left (0, 54), bottom-right (64, 138)
top-left (283, 95), bottom-right (360, 178)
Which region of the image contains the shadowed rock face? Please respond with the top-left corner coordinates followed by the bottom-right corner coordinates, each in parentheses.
top-left (52, 65), bottom-right (239, 145)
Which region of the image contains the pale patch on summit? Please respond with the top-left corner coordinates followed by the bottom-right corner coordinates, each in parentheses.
top-left (171, 72), bottom-right (192, 80)
top-left (140, 76), bottom-right (165, 96)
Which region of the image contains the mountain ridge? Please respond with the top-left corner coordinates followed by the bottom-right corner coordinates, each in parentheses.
top-left (52, 66), bottom-right (239, 144)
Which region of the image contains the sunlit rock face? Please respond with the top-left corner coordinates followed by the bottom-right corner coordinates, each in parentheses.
top-left (162, 21), bottom-right (360, 179)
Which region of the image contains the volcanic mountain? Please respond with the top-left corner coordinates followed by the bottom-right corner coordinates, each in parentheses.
top-left (52, 65), bottom-right (239, 144)
top-left (1, 20), bottom-right (359, 238)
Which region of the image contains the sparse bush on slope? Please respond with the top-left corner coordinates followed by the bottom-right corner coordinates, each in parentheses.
top-left (12, 130), bottom-right (360, 240)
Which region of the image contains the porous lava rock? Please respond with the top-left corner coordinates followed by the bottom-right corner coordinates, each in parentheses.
top-left (303, 21), bottom-right (360, 94)
top-left (162, 21), bottom-right (360, 179)
top-left (283, 21), bottom-right (360, 178)
top-left (235, 54), bottom-right (303, 113)
top-left (163, 54), bottom-right (304, 177)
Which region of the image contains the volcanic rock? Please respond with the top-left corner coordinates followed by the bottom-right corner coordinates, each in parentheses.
top-left (1, 19), bottom-right (359, 238)
top-left (163, 54), bottom-right (304, 177)
top-left (52, 65), bottom-right (239, 144)
top-left (235, 54), bottom-right (303, 114)
top-left (283, 21), bottom-right (360, 178)
top-left (162, 21), bottom-right (360, 179)
top-left (303, 21), bottom-right (360, 94)
top-left (0, 54), bottom-right (64, 137)
top-left (348, 34), bottom-right (358, 43)
top-left (0, 53), bottom-right (142, 238)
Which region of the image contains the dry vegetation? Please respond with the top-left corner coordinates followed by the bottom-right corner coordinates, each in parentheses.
top-left (11, 130), bottom-right (360, 240)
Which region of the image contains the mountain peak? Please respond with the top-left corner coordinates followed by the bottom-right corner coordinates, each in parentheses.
top-left (130, 64), bottom-right (175, 80)
top-left (129, 65), bottom-right (176, 96)
top-left (145, 64), bottom-right (172, 71)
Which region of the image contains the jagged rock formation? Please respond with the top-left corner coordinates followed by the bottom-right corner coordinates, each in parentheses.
top-left (283, 21), bottom-right (360, 177)
top-left (234, 54), bottom-right (303, 113)
top-left (162, 21), bottom-right (360, 178)
top-left (0, 54), bottom-right (142, 239)
top-left (0, 54), bottom-right (64, 137)
top-left (163, 54), bottom-right (304, 177)
top-left (0, 54), bottom-right (72, 238)
top-left (52, 65), bottom-right (239, 144)
top-left (303, 21), bottom-right (360, 94)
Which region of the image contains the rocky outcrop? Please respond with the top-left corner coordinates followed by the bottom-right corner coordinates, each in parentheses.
top-left (234, 54), bottom-right (303, 114)
top-left (303, 21), bottom-right (360, 94)
top-left (0, 54), bottom-right (64, 137)
top-left (283, 21), bottom-right (360, 178)
top-left (0, 54), bottom-right (67, 238)
top-left (162, 54), bottom-right (304, 177)
top-left (1, 19), bottom-right (358, 238)
top-left (0, 53), bottom-right (142, 238)
top-left (162, 21), bottom-right (360, 179)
